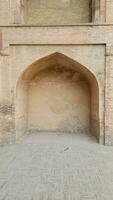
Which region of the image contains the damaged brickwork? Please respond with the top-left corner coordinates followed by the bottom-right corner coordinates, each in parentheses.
top-left (0, 101), bottom-right (15, 143)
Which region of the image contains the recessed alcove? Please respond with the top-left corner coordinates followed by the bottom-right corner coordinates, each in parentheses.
top-left (16, 53), bottom-right (99, 141)
top-left (25, 0), bottom-right (92, 25)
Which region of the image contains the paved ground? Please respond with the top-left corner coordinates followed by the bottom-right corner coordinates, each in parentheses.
top-left (0, 132), bottom-right (113, 200)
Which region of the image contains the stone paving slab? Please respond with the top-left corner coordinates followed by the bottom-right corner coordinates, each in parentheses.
top-left (0, 132), bottom-right (113, 200)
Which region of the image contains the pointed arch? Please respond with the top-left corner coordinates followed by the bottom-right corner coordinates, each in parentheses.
top-left (15, 52), bottom-right (99, 141)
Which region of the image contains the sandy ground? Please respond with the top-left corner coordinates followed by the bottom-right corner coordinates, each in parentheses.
top-left (0, 132), bottom-right (113, 200)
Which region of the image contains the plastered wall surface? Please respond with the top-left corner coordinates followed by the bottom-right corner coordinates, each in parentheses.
top-left (26, 0), bottom-right (91, 24)
top-left (28, 67), bottom-right (90, 133)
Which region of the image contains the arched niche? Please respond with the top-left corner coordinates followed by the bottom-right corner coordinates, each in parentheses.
top-left (24, 0), bottom-right (92, 24)
top-left (15, 52), bottom-right (99, 141)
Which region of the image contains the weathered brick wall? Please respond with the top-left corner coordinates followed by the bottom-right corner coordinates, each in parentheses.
top-left (105, 45), bottom-right (113, 145)
top-left (0, 1), bottom-right (113, 144)
top-left (6, 43), bottom-right (105, 143)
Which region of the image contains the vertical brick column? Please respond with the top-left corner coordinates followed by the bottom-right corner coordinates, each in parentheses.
top-left (10, 0), bottom-right (25, 24)
top-left (0, 31), bottom-right (3, 102)
top-left (106, 0), bottom-right (113, 23)
top-left (0, 30), bottom-right (15, 144)
top-left (92, 0), bottom-right (106, 23)
top-left (105, 45), bottom-right (113, 145)
top-left (100, 0), bottom-right (106, 22)
top-left (92, 0), bottom-right (100, 22)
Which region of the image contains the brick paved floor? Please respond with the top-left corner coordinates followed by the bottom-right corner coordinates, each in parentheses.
top-left (0, 132), bottom-right (113, 200)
